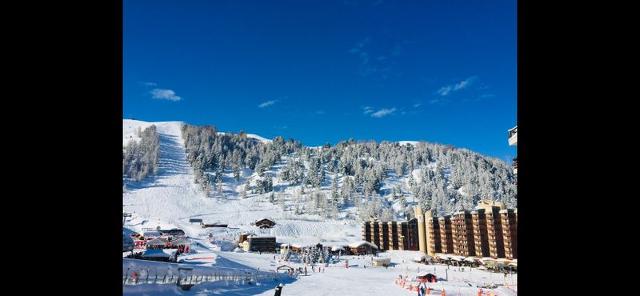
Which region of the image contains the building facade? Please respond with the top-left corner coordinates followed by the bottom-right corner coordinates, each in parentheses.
top-left (361, 201), bottom-right (517, 259)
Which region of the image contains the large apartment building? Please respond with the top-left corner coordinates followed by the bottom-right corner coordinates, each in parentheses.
top-left (361, 200), bottom-right (517, 259)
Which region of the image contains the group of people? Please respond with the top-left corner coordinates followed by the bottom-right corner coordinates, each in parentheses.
top-left (176, 244), bottom-right (190, 255)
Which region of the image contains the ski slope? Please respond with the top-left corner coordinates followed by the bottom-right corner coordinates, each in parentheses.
top-left (123, 120), bottom-right (361, 245)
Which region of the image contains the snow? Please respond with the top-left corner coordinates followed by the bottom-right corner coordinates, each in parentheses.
top-left (246, 133), bottom-right (272, 143)
top-left (122, 119), bottom-right (517, 295)
top-left (124, 250), bottom-right (517, 296)
top-left (398, 141), bottom-right (419, 146)
top-left (123, 119), bottom-right (159, 146)
top-left (348, 241), bottom-right (379, 249)
top-left (217, 131), bottom-right (272, 143)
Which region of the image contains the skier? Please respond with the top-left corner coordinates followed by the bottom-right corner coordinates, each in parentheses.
top-left (418, 282), bottom-right (426, 296)
top-left (274, 283), bottom-right (284, 296)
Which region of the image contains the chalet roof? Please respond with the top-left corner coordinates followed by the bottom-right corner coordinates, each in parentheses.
top-left (146, 237), bottom-right (169, 246)
top-left (348, 241), bottom-right (379, 249)
top-left (255, 218), bottom-right (276, 225)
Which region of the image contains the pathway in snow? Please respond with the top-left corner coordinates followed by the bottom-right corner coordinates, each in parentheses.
top-left (123, 121), bottom-right (210, 232)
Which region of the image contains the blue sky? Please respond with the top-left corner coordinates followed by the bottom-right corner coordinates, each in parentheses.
top-left (124, 0), bottom-right (516, 161)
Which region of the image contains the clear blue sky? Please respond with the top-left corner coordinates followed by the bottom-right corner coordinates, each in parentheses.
top-left (124, 0), bottom-right (516, 161)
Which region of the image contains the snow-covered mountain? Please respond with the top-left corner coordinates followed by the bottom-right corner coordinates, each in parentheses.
top-left (122, 119), bottom-right (516, 246)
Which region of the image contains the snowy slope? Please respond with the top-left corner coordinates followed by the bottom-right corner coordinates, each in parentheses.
top-left (123, 119), bottom-right (156, 146)
top-left (123, 119), bottom-right (512, 245)
top-left (123, 120), bottom-right (361, 245)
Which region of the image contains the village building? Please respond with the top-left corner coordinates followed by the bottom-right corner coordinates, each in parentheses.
top-left (159, 228), bottom-right (185, 237)
top-left (255, 218), bottom-right (276, 229)
top-left (142, 230), bottom-right (161, 240)
top-left (145, 237), bottom-right (170, 249)
top-left (348, 241), bottom-right (378, 255)
top-left (245, 236), bottom-right (276, 252)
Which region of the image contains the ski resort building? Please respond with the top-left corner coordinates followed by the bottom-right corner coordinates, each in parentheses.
top-left (508, 125), bottom-right (517, 174)
top-left (361, 219), bottom-right (420, 252)
top-left (254, 218), bottom-right (276, 229)
top-left (362, 201), bottom-right (517, 259)
top-left (245, 236), bottom-right (276, 253)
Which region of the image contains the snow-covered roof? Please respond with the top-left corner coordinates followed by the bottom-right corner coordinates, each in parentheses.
top-left (146, 238), bottom-right (168, 246)
top-left (288, 243), bottom-right (316, 248)
top-left (449, 255), bottom-right (465, 261)
top-left (142, 249), bottom-right (176, 258)
top-left (171, 238), bottom-right (190, 245)
top-left (143, 231), bottom-right (161, 237)
top-left (348, 241), bottom-right (378, 249)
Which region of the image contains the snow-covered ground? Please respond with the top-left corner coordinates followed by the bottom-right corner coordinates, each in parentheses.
top-left (122, 119), bottom-right (517, 295)
top-left (123, 248), bottom-right (517, 296)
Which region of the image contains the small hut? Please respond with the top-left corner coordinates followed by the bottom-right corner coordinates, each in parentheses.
top-left (348, 241), bottom-right (378, 255)
top-left (255, 218), bottom-right (276, 229)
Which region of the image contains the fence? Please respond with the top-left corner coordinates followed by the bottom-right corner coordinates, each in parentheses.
top-left (123, 265), bottom-right (293, 288)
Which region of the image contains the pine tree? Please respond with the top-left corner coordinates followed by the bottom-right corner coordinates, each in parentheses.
top-left (331, 173), bottom-right (340, 207)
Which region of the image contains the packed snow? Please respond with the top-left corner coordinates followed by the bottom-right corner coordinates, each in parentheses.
top-left (123, 248), bottom-right (517, 296)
